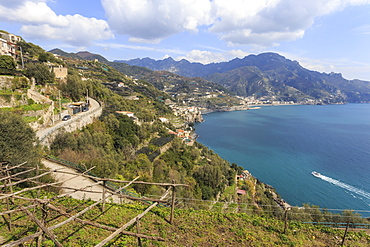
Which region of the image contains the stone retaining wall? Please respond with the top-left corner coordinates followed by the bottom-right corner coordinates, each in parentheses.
top-left (0, 75), bottom-right (14, 89)
top-left (40, 104), bottom-right (102, 148)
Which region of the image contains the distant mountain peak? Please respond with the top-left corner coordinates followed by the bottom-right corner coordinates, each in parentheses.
top-left (49, 48), bottom-right (109, 63)
top-left (119, 52), bottom-right (370, 103)
top-left (164, 56), bottom-right (175, 61)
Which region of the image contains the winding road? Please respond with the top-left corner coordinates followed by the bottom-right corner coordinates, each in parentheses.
top-left (36, 97), bottom-right (101, 142)
top-left (36, 98), bottom-right (121, 203)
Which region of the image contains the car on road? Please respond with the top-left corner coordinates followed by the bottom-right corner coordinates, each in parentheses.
top-left (62, 115), bottom-right (71, 121)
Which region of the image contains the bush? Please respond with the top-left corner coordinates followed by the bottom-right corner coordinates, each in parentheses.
top-left (0, 55), bottom-right (16, 70)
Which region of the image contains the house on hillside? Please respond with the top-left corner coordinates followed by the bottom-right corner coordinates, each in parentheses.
top-left (45, 63), bottom-right (68, 81)
top-left (237, 189), bottom-right (246, 195)
top-left (0, 37), bottom-right (17, 58)
top-left (159, 117), bottom-right (168, 123)
top-left (52, 65), bottom-right (68, 80)
top-left (116, 111), bottom-right (139, 123)
top-left (177, 129), bottom-right (185, 138)
top-left (116, 111), bottom-right (134, 118)
top-left (0, 32), bottom-right (22, 44)
top-left (0, 38), bottom-right (9, 55)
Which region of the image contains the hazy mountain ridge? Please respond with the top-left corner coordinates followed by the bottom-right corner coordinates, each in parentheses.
top-left (49, 49), bottom-right (235, 100)
top-left (50, 49), bottom-right (370, 103)
top-left (119, 53), bottom-right (370, 103)
top-left (49, 48), bottom-right (109, 63)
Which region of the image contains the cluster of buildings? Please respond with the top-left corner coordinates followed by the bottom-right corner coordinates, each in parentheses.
top-left (166, 102), bottom-right (204, 123)
top-left (0, 31), bottom-right (22, 60)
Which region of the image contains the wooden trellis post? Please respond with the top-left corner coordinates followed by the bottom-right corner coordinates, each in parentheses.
top-left (20, 205), bottom-right (62, 247)
top-left (102, 180), bottom-right (106, 212)
top-left (341, 221), bottom-right (350, 246)
top-left (37, 202), bottom-right (49, 247)
top-left (136, 218), bottom-right (142, 247)
top-left (1, 169), bottom-right (190, 246)
top-left (4, 166), bottom-right (13, 231)
top-left (95, 187), bottom-right (171, 247)
top-left (170, 180), bottom-right (176, 224)
top-left (36, 164), bottom-right (40, 198)
top-left (283, 207), bottom-right (290, 234)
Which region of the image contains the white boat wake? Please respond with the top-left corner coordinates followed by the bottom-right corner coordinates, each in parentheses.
top-left (312, 171), bottom-right (370, 201)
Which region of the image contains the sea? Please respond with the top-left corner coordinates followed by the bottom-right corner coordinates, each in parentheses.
top-left (194, 104), bottom-right (370, 216)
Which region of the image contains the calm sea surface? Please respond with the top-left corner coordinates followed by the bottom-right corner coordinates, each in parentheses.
top-left (195, 104), bottom-right (370, 215)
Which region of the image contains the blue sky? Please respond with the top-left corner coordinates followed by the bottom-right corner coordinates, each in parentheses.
top-left (1, 0), bottom-right (370, 80)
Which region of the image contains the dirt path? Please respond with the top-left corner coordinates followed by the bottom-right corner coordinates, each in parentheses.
top-left (42, 159), bottom-right (122, 203)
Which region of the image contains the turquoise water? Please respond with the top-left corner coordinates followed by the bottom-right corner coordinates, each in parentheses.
top-left (195, 104), bottom-right (370, 215)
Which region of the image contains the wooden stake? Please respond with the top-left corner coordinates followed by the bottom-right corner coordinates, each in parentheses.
top-left (37, 203), bottom-right (48, 246)
top-left (95, 187), bottom-right (171, 247)
top-left (36, 164), bottom-right (40, 198)
top-left (102, 181), bottom-right (106, 212)
top-left (283, 209), bottom-right (289, 234)
top-left (20, 205), bottom-right (62, 247)
top-left (5, 167), bottom-right (13, 230)
top-left (170, 180), bottom-right (176, 224)
top-left (341, 221), bottom-right (350, 246)
top-left (137, 218), bottom-right (142, 247)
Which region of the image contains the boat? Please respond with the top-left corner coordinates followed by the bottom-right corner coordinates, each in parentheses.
top-left (311, 171), bottom-right (321, 177)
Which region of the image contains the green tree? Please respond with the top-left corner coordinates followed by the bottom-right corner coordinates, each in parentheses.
top-left (24, 62), bottom-right (55, 85)
top-left (60, 74), bottom-right (86, 101)
top-left (17, 40), bottom-right (44, 58)
top-left (0, 55), bottom-right (16, 70)
top-left (0, 112), bottom-right (41, 166)
top-left (11, 77), bottom-right (29, 91)
top-left (38, 52), bottom-right (49, 62)
top-left (38, 51), bottom-right (59, 63)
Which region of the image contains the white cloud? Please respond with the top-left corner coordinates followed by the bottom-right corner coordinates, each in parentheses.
top-left (0, 1), bottom-right (67, 26)
top-left (101, 0), bottom-right (212, 42)
top-left (212, 0), bottom-right (370, 46)
top-left (0, 0), bottom-right (33, 8)
top-left (2, 0), bottom-right (370, 49)
top-left (0, 0), bottom-right (113, 46)
top-left (21, 15), bottom-right (113, 46)
top-left (101, 0), bottom-right (370, 46)
top-left (209, 0), bottom-right (346, 45)
top-left (95, 42), bottom-right (187, 55)
top-left (177, 49), bottom-right (251, 64)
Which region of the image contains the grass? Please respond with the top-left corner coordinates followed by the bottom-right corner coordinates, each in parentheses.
top-left (22, 116), bottom-right (40, 123)
top-left (0, 195), bottom-right (369, 246)
top-left (0, 103), bottom-right (48, 113)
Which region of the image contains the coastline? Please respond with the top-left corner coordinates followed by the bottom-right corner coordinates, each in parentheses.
top-left (193, 103), bottom-right (370, 215)
top-left (195, 104), bottom-right (292, 209)
top-left (200, 102), bottom-right (308, 115)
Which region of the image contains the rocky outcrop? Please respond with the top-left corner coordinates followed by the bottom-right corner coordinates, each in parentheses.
top-left (0, 75), bottom-right (19, 89)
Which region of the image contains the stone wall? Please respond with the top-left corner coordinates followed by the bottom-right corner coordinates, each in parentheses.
top-left (27, 88), bottom-right (53, 104)
top-left (0, 75), bottom-right (14, 89)
top-left (53, 67), bottom-right (68, 80)
top-left (40, 104), bottom-right (103, 148)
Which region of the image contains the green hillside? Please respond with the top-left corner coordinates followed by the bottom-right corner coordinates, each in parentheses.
top-left (1, 34), bottom-right (369, 246)
top-left (0, 193), bottom-right (369, 246)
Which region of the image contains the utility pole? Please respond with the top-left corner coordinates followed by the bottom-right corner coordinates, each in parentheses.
top-left (19, 46), bottom-right (24, 69)
top-left (59, 90), bottom-right (62, 120)
top-left (86, 89), bottom-right (89, 106)
top-left (52, 101), bottom-right (54, 125)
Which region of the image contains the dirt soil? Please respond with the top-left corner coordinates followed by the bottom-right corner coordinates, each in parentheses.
top-left (42, 159), bottom-right (122, 203)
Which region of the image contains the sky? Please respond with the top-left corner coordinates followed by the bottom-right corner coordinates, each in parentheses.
top-left (1, 0), bottom-right (370, 81)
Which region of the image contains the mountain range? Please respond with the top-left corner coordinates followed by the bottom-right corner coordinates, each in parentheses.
top-left (118, 53), bottom-right (370, 103)
top-left (51, 49), bottom-right (370, 104)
